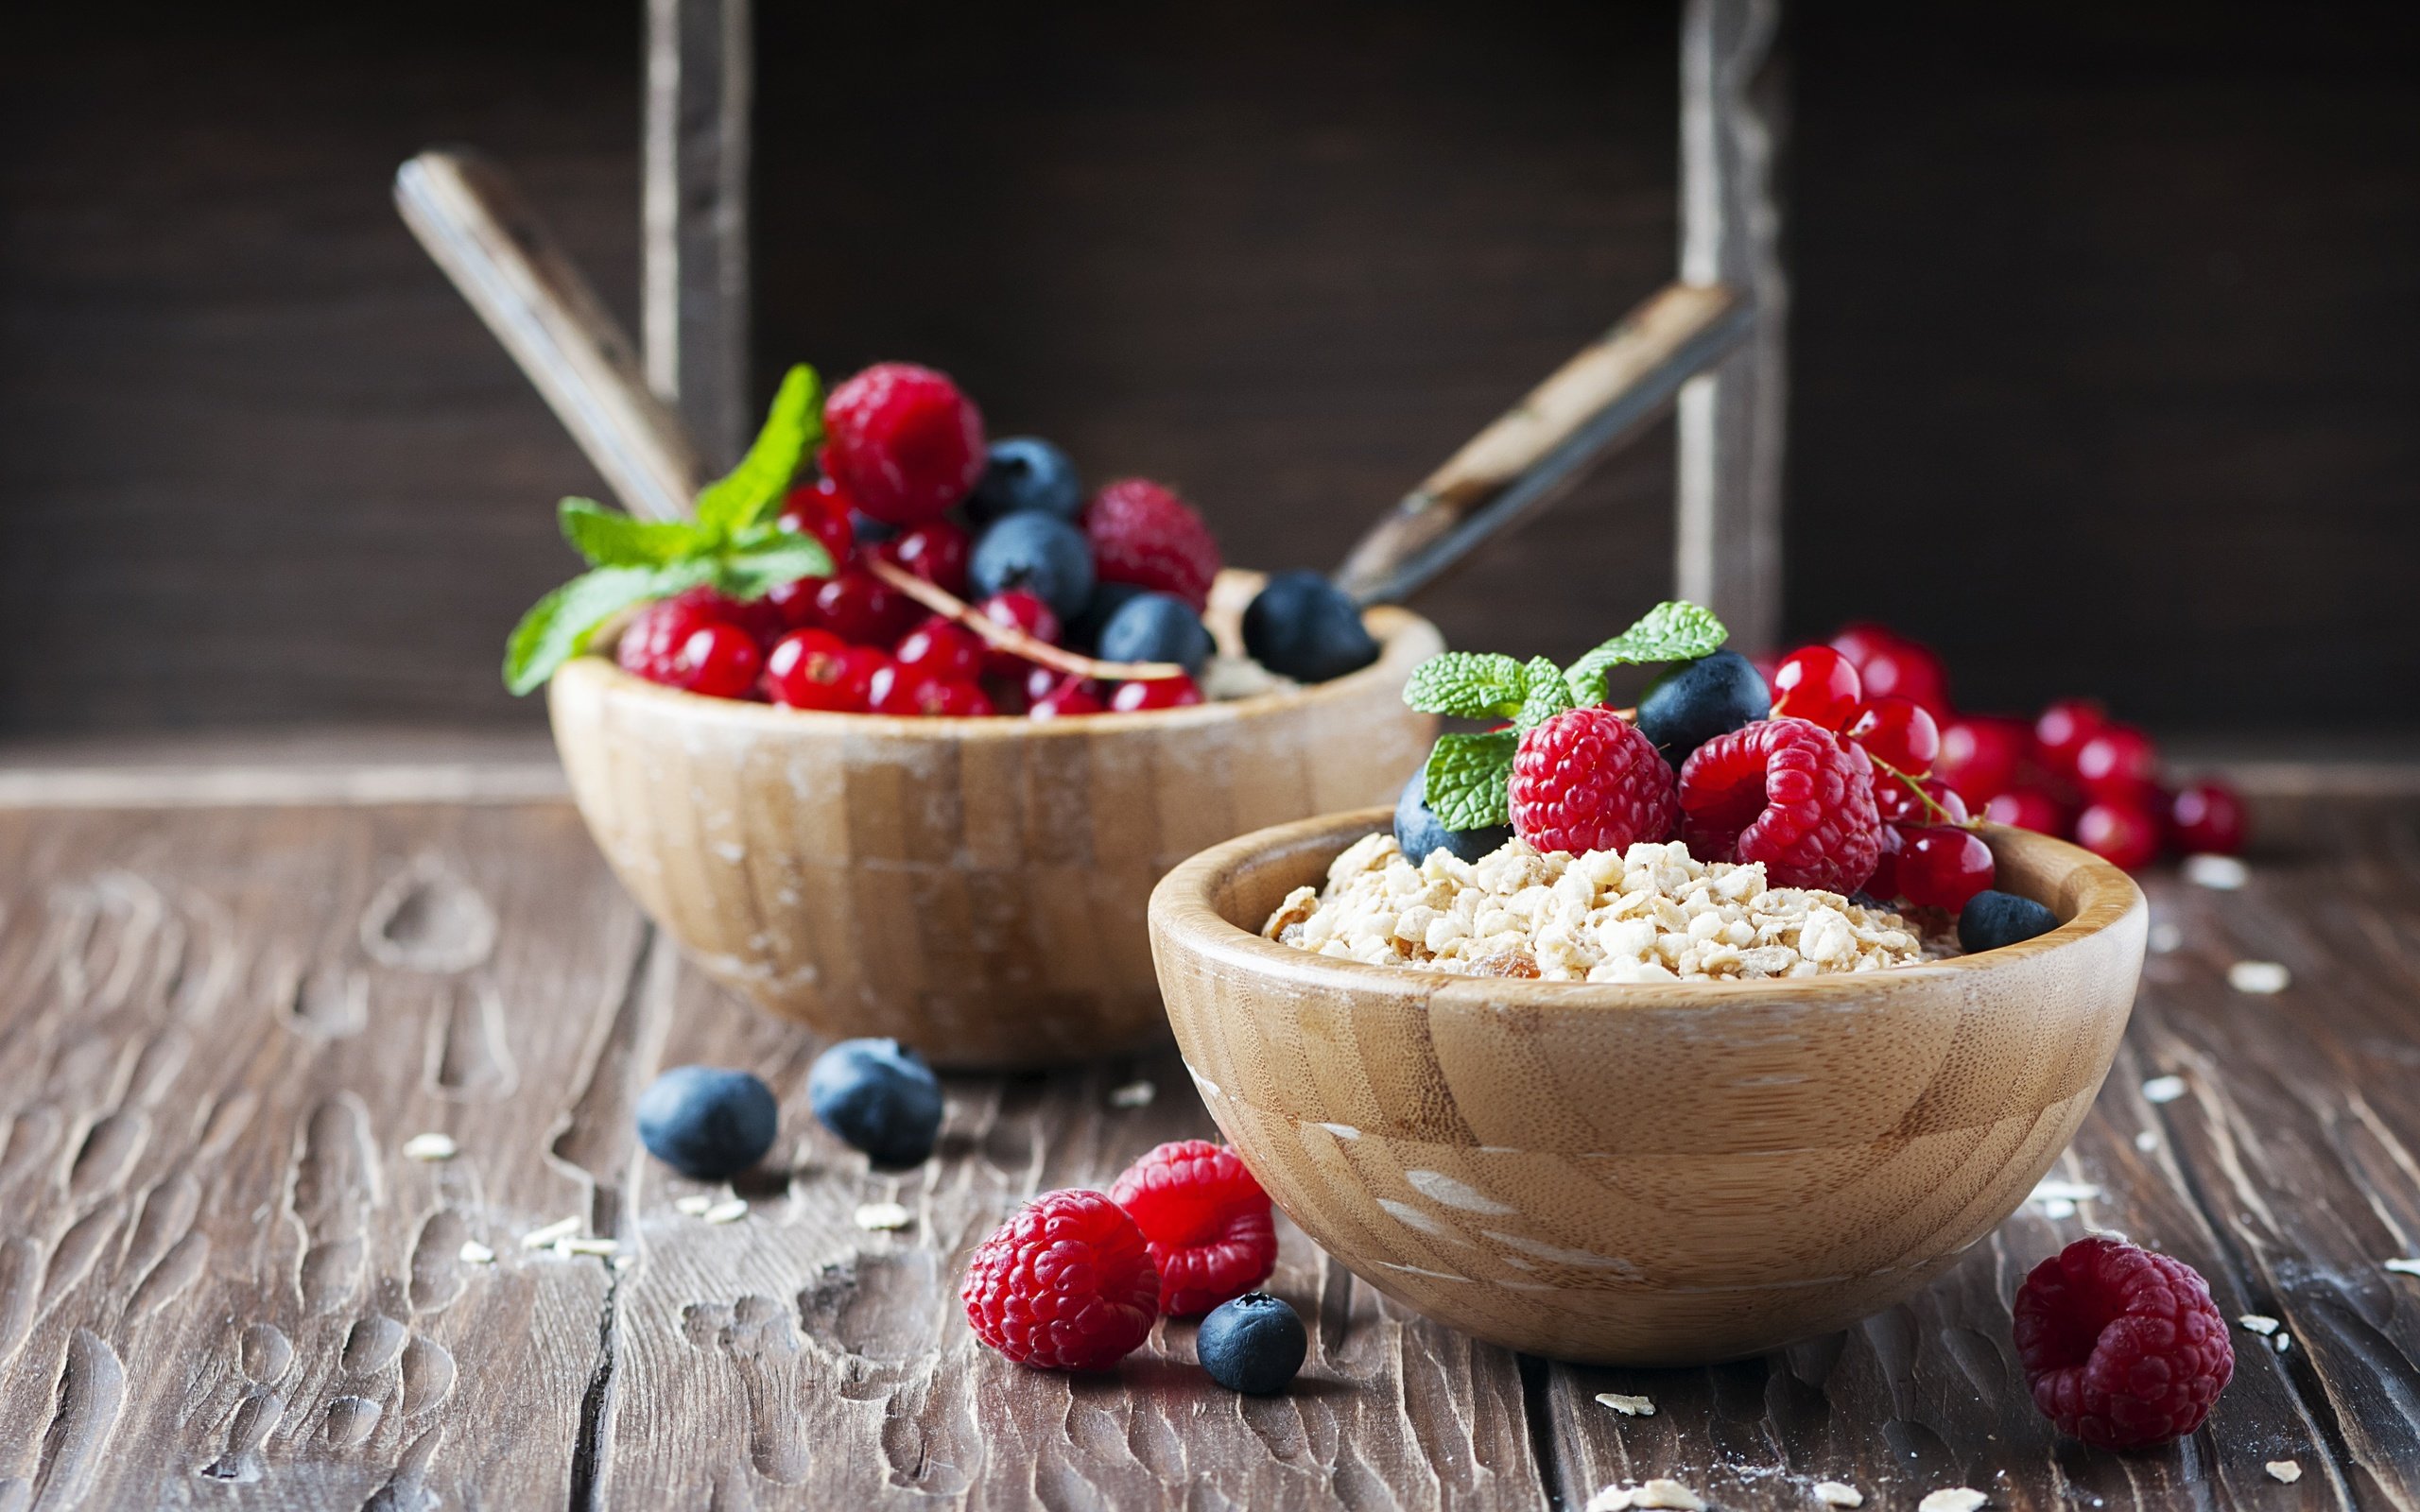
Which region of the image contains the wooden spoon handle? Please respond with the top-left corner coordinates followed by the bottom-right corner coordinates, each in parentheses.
top-left (394, 149), bottom-right (703, 522)
top-left (1333, 281), bottom-right (1752, 606)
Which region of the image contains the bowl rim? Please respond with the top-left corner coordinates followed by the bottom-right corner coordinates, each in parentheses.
top-left (550, 604), bottom-right (1443, 740)
top-left (1150, 807), bottom-right (2147, 1006)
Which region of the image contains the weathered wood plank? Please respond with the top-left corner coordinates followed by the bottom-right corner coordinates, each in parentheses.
top-left (644, 0), bottom-right (752, 470)
top-left (0, 804), bottom-right (646, 1508)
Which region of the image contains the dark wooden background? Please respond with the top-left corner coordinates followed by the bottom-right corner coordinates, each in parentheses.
top-left (3, 0), bottom-right (2414, 739)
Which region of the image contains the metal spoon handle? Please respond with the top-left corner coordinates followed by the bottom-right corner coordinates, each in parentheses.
top-left (394, 148), bottom-right (703, 521)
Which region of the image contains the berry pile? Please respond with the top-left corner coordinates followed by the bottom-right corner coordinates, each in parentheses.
top-left (963, 1139), bottom-right (1301, 1389)
top-left (1761, 624), bottom-right (2249, 873)
top-left (523, 359), bottom-right (1385, 717)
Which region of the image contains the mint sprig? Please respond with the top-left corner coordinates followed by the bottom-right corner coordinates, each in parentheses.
top-left (503, 364), bottom-right (831, 695)
top-left (1402, 600), bottom-right (1728, 827)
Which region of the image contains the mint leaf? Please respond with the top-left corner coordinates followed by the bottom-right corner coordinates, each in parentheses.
top-left (693, 364), bottom-right (821, 539)
top-left (1404, 652), bottom-right (1534, 719)
top-left (559, 498), bottom-right (710, 567)
top-left (503, 560), bottom-right (712, 696)
top-left (716, 537), bottom-right (834, 599)
top-left (1421, 730), bottom-right (1519, 832)
top-left (1564, 600), bottom-right (1727, 706)
top-left (1514, 656), bottom-right (1574, 733)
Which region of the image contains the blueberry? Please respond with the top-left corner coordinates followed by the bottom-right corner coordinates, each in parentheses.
top-left (1634, 650), bottom-right (1771, 769)
top-left (968, 437), bottom-right (1082, 524)
top-left (806, 1039), bottom-right (943, 1167)
top-left (1097, 592), bottom-right (1213, 674)
top-left (1957, 890), bottom-right (2062, 954)
top-left (969, 511), bottom-right (1096, 620)
top-left (1393, 773), bottom-right (1511, 866)
top-left (634, 1066), bottom-right (779, 1179)
top-left (848, 509), bottom-right (897, 545)
top-left (1197, 1292), bottom-right (1306, 1394)
top-left (1066, 581), bottom-right (1148, 652)
top-left (1241, 571), bottom-right (1379, 684)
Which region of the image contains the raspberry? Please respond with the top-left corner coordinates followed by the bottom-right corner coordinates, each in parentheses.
top-left (1081, 479), bottom-right (1221, 611)
top-left (822, 363), bottom-right (986, 525)
top-left (2013, 1236), bottom-right (2234, 1449)
top-left (1109, 1141), bottom-right (1277, 1316)
top-left (961, 1190), bottom-right (1160, 1370)
top-left (1507, 708), bottom-right (1678, 856)
top-left (1679, 716), bottom-right (1882, 894)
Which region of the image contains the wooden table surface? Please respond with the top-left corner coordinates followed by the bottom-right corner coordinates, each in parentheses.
top-left (1, 768), bottom-right (2416, 1510)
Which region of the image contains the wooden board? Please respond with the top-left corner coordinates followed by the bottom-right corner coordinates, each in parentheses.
top-left (0, 786), bottom-right (2415, 1507)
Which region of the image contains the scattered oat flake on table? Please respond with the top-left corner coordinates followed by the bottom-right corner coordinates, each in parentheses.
top-left (2134, 1129), bottom-right (2159, 1152)
top-left (2228, 960), bottom-right (2290, 994)
top-left (1919, 1490), bottom-right (1986, 1512)
top-left (1109, 1079), bottom-right (1156, 1108)
top-left (401, 1132), bottom-right (458, 1162)
top-left (2266, 1461), bottom-right (2302, 1485)
top-left (2148, 920), bottom-right (2184, 954)
top-left (558, 1236), bottom-right (618, 1257)
top-left (702, 1198), bottom-right (750, 1225)
top-left (1594, 1391), bottom-right (1655, 1416)
top-left (2029, 1178), bottom-right (2100, 1220)
top-left (1584, 1488), bottom-right (1635, 1512)
top-left (2274, 1332), bottom-right (2291, 1353)
top-left (520, 1216), bottom-right (581, 1249)
top-left (856, 1201), bottom-right (913, 1231)
top-left (1632, 1481), bottom-right (1706, 1512)
top-left (458, 1240), bottom-right (495, 1264)
top-left (2141, 1074), bottom-right (2187, 1104)
top-left (2385, 1258), bottom-right (2420, 1277)
top-left (2183, 853), bottom-right (2249, 890)
top-left (674, 1194), bottom-right (716, 1216)
top-left (1813, 1483), bottom-right (1863, 1508)
top-left (2238, 1314), bottom-right (2280, 1335)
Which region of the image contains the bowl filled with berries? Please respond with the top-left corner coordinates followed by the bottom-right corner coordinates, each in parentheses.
top-left (516, 363), bottom-right (1443, 1069)
top-left (1147, 603), bottom-right (2149, 1365)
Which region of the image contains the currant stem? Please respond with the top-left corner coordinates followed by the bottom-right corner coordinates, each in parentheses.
top-left (1868, 753), bottom-right (1984, 830)
top-left (863, 558), bottom-right (1185, 682)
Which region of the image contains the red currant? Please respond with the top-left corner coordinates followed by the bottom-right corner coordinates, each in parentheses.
top-left (2032, 698), bottom-right (2105, 781)
top-left (916, 679), bottom-right (996, 717)
top-left (1921, 780), bottom-right (1970, 824)
top-left (1856, 641), bottom-right (1950, 717)
top-left (1867, 822), bottom-right (1904, 900)
top-left (1029, 676), bottom-right (1105, 719)
top-left (1935, 715), bottom-right (2027, 803)
top-left (775, 486), bottom-right (856, 569)
top-left (812, 570), bottom-right (914, 646)
top-left (1845, 696), bottom-right (1941, 778)
top-left (2169, 782), bottom-right (2246, 856)
top-left (1878, 774), bottom-right (1969, 826)
top-left (2075, 801), bottom-right (2160, 870)
top-left (1827, 622), bottom-right (1902, 671)
top-left (1109, 675), bottom-right (1204, 713)
top-left (876, 520), bottom-right (972, 597)
top-left (866, 662), bottom-right (931, 715)
top-left (619, 596), bottom-right (719, 684)
top-left (893, 616), bottom-right (985, 684)
top-left (765, 629), bottom-right (874, 711)
top-left (677, 622), bottom-right (765, 699)
top-left (1898, 826), bottom-right (1996, 911)
top-left (2072, 725), bottom-right (2159, 802)
top-left (976, 591), bottom-right (1062, 677)
top-left (1984, 788), bottom-right (2069, 835)
top-left (670, 585), bottom-right (786, 645)
top-left (1770, 645), bottom-right (1862, 730)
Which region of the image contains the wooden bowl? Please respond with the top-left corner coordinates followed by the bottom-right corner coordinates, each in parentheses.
top-left (546, 610), bottom-right (1442, 1070)
top-left (1149, 810), bottom-right (2148, 1365)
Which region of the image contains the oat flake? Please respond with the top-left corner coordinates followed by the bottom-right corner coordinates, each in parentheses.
top-left (1813, 1484), bottom-right (1863, 1508)
top-left (856, 1201), bottom-right (913, 1231)
top-left (1109, 1080), bottom-right (1157, 1109)
top-left (2384, 1257), bottom-right (2420, 1277)
top-left (2266, 1461), bottom-right (2302, 1484)
top-left (1919, 1490), bottom-right (1986, 1512)
top-left (1633, 1481), bottom-right (1706, 1512)
top-left (1584, 1489), bottom-right (1635, 1512)
top-left (401, 1132), bottom-right (458, 1162)
top-left (2134, 1130), bottom-right (2159, 1152)
top-left (2228, 960), bottom-right (2290, 994)
top-left (674, 1194), bottom-right (716, 1216)
top-left (458, 1240), bottom-right (495, 1264)
top-left (520, 1216), bottom-right (581, 1249)
top-left (1594, 1391), bottom-right (1654, 1417)
top-left (702, 1198), bottom-right (750, 1225)
top-left (2238, 1314), bottom-right (2279, 1336)
top-left (2141, 1074), bottom-right (2187, 1104)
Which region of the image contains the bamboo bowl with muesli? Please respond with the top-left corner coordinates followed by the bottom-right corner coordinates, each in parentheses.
top-left (1147, 807), bottom-right (2147, 1366)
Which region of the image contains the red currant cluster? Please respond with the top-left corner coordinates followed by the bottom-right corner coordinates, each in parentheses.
top-left (615, 362), bottom-right (1220, 717)
top-left (1763, 625), bottom-right (2248, 874)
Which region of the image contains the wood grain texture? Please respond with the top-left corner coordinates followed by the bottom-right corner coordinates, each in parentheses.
top-left (1150, 812), bottom-right (2146, 1366)
top-left (546, 610), bottom-right (1443, 1070)
top-left (0, 786), bottom-right (2415, 1505)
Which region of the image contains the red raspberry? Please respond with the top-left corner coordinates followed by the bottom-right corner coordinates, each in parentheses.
top-left (1082, 479), bottom-right (1221, 611)
top-left (1109, 675), bottom-right (1203, 713)
top-left (1109, 1141), bottom-right (1277, 1316)
top-left (1679, 716), bottom-right (1882, 894)
top-left (875, 519), bottom-right (972, 596)
top-left (961, 1190), bottom-right (1160, 1370)
top-left (822, 362), bottom-right (986, 525)
top-left (2014, 1236), bottom-right (2234, 1449)
top-left (1509, 708), bottom-right (1679, 856)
